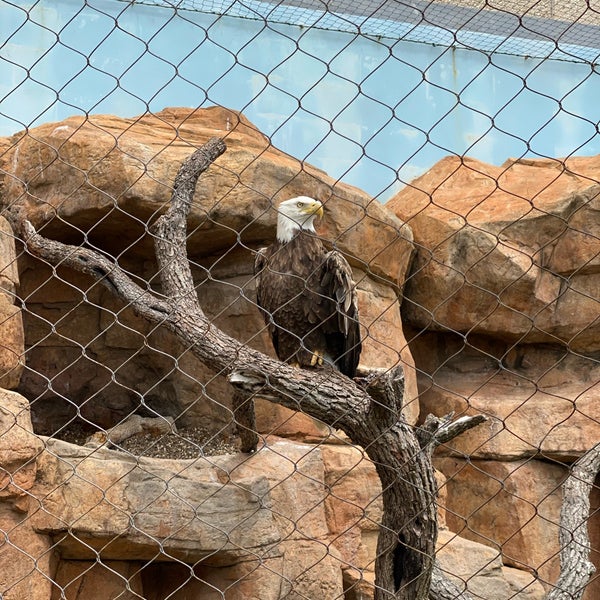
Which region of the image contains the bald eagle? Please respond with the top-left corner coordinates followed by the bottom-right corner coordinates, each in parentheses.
top-left (255, 196), bottom-right (361, 377)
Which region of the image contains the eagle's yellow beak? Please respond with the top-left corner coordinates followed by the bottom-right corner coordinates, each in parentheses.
top-left (307, 201), bottom-right (324, 219)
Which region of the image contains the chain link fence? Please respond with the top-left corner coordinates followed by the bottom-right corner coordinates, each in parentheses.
top-left (0, 1), bottom-right (599, 599)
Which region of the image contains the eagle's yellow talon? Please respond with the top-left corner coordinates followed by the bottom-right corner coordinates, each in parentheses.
top-left (310, 351), bottom-right (324, 367)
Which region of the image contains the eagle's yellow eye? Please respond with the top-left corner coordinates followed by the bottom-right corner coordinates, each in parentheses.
top-left (296, 201), bottom-right (304, 208)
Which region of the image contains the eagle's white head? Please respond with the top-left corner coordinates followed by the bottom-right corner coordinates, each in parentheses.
top-left (276, 196), bottom-right (324, 243)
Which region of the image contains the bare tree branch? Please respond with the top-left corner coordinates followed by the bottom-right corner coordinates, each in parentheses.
top-left (14, 220), bottom-right (170, 322)
top-left (546, 442), bottom-right (600, 600)
top-left (152, 137), bottom-right (226, 310)
top-left (417, 412), bottom-right (488, 451)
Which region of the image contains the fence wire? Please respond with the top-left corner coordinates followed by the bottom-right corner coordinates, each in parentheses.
top-left (0, 1), bottom-right (599, 599)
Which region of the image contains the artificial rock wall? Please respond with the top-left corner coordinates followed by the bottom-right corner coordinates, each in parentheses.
top-left (390, 155), bottom-right (600, 596)
top-left (0, 107), bottom-right (597, 599)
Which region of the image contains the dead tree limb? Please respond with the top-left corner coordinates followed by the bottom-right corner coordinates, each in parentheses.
top-left (417, 412), bottom-right (488, 452)
top-left (418, 412), bottom-right (487, 600)
top-left (546, 442), bottom-right (600, 600)
top-left (231, 388), bottom-right (259, 454)
top-left (233, 366), bottom-right (438, 599)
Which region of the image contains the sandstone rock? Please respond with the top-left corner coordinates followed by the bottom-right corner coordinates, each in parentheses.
top-left (0, 217), bottom-right (23, 390)
top-left (1, 107), bottom-right (412, 283)
top-left (0, 394), bottom-right (569, 600)
top-left (0, 216), bottom-right (19, 297)
top-left (143, 556), bottom-right (288, 600)
top-left (1, 107), bottom-right (418, 438)
top-left (0, 296), bottom-right (23, 390)
top-left (436, 528), bottom-right (545, 599)
top-left (0, 389), bottom-right (43, 500)
top-left (355, 270), bottom-right (419, 424)
top-left (254, 397), bottom-right (332, 441)
top-left (389, 155), bottom-right (600, 352)
top-left (30, 437), bottom-right (330, 561)
top-left (416, 345), bottom-right (600, 460)
top-left (278, 539), bottom-right (344, 600)
top-left (391, 153), bottom-right (600, 597)
top-left (0, 505), bottom-right (53, 600)
top-left (342, 568), bottom-right (375, 600)
top-left (321, 444), bottom-right (382, 570)
top-left (0, 391), bottom-right (52, 599)
top-left (50, 541), bottom-right (344, 600)
top-left (28, 437), bottom-right (348, 598)
top-left (51, 546), bottom-right (293, 599)
top-left (5, 111), bottom-right (595, 600)
top-left (52, 560), bottom-right (144, 600)
top-left (436, 457), bottom-right (566, 589)
top-left (25, 432), bottom-right (548, 600)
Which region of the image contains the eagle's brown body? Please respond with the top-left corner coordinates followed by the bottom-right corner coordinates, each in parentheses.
top-left (255, 229), bottom-right (361, 378)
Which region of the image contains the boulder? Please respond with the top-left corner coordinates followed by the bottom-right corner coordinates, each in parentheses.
top-left (2, 107), bottom-right (412, 283)
top-left (0, 216), bottom-right (19, 298)
top-left (416, 346), bottom-right (600, 461)
top-left (390, 155), bottom-right (599, 471)
top-left (0, 388), bottom-right (43, 500)
top-left (0, 107), bottom-right (418, 436)
top-left (51, 543), bottom-right (345, 600)
top-left (436, 456), bottom-right (566, 590)
top-left (389, 153), bottom-right (600, 597)
top-left (52, 561), bottom-right (144, 600)
top-left (0, 389), bottom-right (52, 600)
top-left (0, 217), bottom-right (24, 389)
top-left (321, 444), bottom-right (382, 571)
top-left (436, 528), bottom-right (545, 599)
top-left (0, 505), bottom-right (53, 600)
top-left (28, 436), bottom-right (349, 598)
top-left (30, 437), bottom-right (328, 562)
top-left (0, 392), bottom-right (561, 600)
top-left (389, 155), bottom-right (600, 352)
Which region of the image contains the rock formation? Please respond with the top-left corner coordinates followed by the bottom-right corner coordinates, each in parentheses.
top-left (2, 106), bottom-right (417, 433)
top-left (0, 109), bottom-right (597, 598)
top-left (389, 155), bottom-right (600, 599)
top-left (0, 216), bottom-right (23, 389)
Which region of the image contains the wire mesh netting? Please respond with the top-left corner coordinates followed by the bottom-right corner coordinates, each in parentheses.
top-left (0, 1), bottom-right (599, 599)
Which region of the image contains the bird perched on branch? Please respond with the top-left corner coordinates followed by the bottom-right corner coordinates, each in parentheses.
top-left (255, 196), bottom-right (361, 377)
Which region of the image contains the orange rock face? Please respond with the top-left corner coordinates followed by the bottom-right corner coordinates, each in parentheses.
top-left (0, 217), bottom-right (23, 390)
top-left (390, 155), bottom-right (600, 350)
top-left (0, 107), bottom-right (417, 433)
top-left (3, 106), bottom-right (413, 282)
top-left (390, 154), bottom-right (600, 599)
top-left (1, 110), bottom-right (598, 599)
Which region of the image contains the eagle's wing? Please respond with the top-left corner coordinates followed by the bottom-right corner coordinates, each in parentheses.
top-left (254, 245), bottom-right (283, 355)
top-left (320, 250), bottom-right (362, 376)
top-left (254, 246), bottom-right (269, 320)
